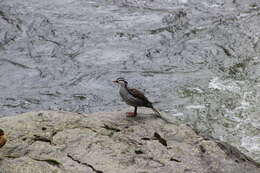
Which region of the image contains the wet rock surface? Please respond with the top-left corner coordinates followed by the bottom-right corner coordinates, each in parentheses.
top-left (0, 110), bottom-right (259, 173)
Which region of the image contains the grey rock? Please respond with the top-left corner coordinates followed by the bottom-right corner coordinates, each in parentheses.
top-left (0, 110), bottom-right (259, 173)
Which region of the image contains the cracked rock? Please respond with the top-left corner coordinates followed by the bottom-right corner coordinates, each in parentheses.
top-left (0, 110), bottom-right (259, 173)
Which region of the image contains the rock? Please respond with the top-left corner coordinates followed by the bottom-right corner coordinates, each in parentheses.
top-left (0, 109), bottom-right (259, 173)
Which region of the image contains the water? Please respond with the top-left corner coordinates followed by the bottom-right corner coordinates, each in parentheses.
top-left (0, 0), bottom-right (260, 162)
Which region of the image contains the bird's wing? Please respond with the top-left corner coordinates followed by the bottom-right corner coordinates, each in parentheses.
top-left (128, 88), bottom-right (151, 104)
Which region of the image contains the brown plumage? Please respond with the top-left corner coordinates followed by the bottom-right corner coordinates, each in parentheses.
top-left (0, 129), bottom-right (7, 148)
top-left (128, 88), bottom-right (152, 107)
top-left (113, 77), bottom-right (160, 117)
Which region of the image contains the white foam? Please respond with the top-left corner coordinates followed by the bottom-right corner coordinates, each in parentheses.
top-left (172, 112), bottom-right (184, 117)
top-left (192, 87), bottom-right (204, 94)
top-left (186, 105), bottom-right (205, 109)
top-left (241, 136), bottom-right (260, 152)
top-left (208, 77), bottom-right (241, 93)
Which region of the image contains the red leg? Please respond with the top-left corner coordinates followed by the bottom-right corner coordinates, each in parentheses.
top-left (126, 107), bottom-right (137, 117)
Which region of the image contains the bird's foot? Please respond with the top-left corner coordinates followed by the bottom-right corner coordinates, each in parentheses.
top-left (126, 112), bottom-right (137, 117)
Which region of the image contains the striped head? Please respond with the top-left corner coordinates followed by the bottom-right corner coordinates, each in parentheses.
top-left (113, 77), bottom-right (128, 87)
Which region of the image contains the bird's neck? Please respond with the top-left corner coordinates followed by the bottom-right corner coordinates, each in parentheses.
top-left (119, 84), bottom-right (129, 94)
top-left (120, 83), bottom-right (128, 89)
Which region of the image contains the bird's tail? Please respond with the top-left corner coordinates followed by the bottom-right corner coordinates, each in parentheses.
top-left (151, 107), bottom-right (161, 116)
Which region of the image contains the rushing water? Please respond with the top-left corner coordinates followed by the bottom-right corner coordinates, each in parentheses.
top-left (0, 0), bottom-right (260, 162)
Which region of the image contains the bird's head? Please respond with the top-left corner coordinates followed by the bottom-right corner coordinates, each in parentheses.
top-left (113, 77), bottom-right (128, 86)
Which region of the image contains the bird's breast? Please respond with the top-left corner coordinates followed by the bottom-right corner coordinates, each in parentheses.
top-left (119, 87), bottom-right (144, 106)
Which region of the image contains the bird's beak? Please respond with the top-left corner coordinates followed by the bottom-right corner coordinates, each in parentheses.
top-left (113, 80), bottom-right (118, 83)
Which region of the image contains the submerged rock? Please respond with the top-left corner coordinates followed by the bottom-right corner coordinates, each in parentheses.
top-left (0, 110), bottom-right (259, 173)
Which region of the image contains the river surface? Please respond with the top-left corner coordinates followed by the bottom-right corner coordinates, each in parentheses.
top-left (0, 0), bottom-right (260, 163)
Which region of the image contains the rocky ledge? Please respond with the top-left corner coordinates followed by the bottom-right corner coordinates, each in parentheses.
top-left (0, 110), bottom-right (259, 173)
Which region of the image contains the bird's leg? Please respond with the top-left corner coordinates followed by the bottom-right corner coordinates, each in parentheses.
top-left (126, 106), bottom-right (137, 117)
